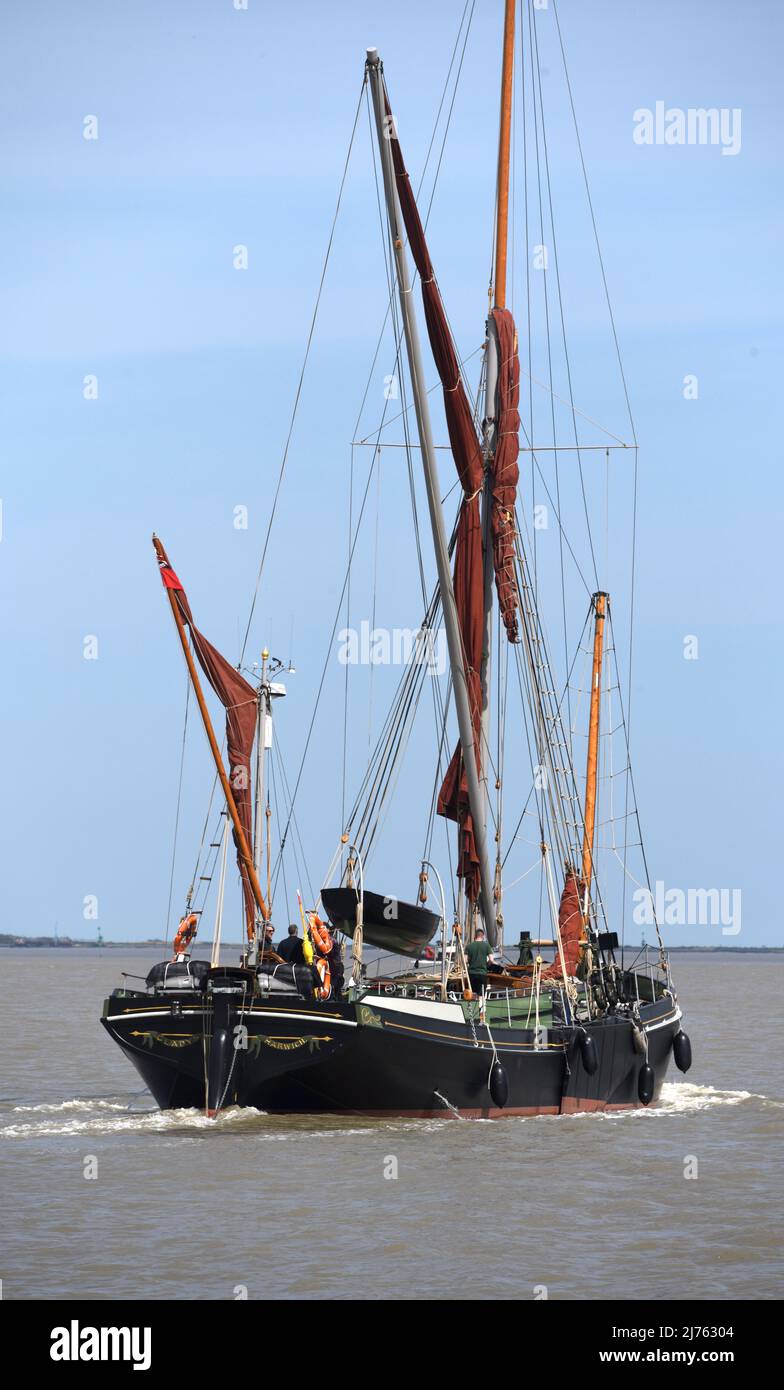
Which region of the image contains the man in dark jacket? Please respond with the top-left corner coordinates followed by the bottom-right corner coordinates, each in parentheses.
top-left (465, 927), bottom-right (492, 995)
top-left (259, 922), bottom-right (282, 966)
top-left (327, 937), bottom-right (345, 998)
top-left (276, 923), bottom-right (305, 965)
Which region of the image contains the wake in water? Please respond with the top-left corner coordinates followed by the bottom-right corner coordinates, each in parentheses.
top-left (10, 1098), bottom-right (133, 1115)
top-left (0, 1096), bottom-right (450, 1141)
top-left (655, 1081), bottom-right (768, 1113)
top-left (1, 1098), bottom-right (267, 1139)
top-left (1, 1083), bottom-right (775, 1139)
top-left (555, 1080), bottom-right (776, 1123)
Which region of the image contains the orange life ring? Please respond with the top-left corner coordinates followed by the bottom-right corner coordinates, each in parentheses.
top-left (308, 912), bottom-right (333, 957)
top-left (172, 913), bottom-right (198, 959)
top-left (314, 956), bottom-right (332, 1001)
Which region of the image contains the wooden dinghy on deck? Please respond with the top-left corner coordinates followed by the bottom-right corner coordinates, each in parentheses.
top-left (320, 887), bottom-right (440, 958)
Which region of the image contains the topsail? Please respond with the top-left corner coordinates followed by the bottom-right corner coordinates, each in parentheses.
top-left (384, 87), bottom-right (519, 900)
top-left (155, 540), bottom-right (258, 930)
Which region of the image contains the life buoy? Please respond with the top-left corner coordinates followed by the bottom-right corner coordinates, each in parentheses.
top-left (314, 956), bottom-right (332, 1001)
top-left (172, 913), bottom-right (198, 959)
top-left (308, 912), bottom-right (333, 957)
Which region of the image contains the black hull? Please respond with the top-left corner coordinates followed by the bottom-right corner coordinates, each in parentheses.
top-left (102, 989), bottom-right (681, 1118)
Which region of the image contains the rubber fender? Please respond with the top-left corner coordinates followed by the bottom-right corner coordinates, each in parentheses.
top-left (579, 1029), bottom-right (598, 1076)
top-left (489, 1061), bottom-right (509, 1109)
top-left (638, 1062), bottom-right (655, 1106)
top-left (672, 1029), bottom-right (692, 1074)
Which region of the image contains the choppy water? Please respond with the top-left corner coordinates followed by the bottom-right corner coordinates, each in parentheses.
top-left (1, 949), bottom-right (781, 1300)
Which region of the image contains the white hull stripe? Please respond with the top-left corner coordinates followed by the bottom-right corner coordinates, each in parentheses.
top-left (105, 1010), bottom-right (206, 1023)
top-left (362, 995), bottom-right (466, 1023)
top-left (106, 1005), bottom-right (677, 1034)
top-left (642, 1007), bottom-right (681, 1034)
top-left (106, 1009), bottom-right (357, 1028)
top-left (246, 1011), bottom-right (357, 1027)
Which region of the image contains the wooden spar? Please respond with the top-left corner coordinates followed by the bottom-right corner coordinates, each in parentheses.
top-left (265, 803), bottom-right (272, 908)
top-left (492, 0), bottom-right (516, 310)
top-left (366, 51), bottom-right (498, 945)
top-left (152, 537), bottom-right (269, 938)
top-left (253, 648), bottom-right (268, 883)
top-left (480, 0), bottom-right (517, 903)
top-left (581, 591), bottom-right (608, 892)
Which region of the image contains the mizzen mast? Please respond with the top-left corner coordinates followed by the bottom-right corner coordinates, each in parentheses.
top-left (581, 591), bottom-right (608, 895)
top-left (253, 648), bottom-right (269, 885)
top-left (252, 648), bottom-right (286, 911)
top-left (152, 536), bottom-right (270, 944)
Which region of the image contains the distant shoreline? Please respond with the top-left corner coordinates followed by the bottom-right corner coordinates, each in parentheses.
top-left (1, 935), bottom-right (781, 954)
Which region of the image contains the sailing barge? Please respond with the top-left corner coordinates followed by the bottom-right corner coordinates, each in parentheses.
top-left (102, 4), bottom-right (692, 1117)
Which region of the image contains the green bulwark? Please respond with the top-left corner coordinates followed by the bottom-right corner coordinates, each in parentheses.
top-left (462, 992), bottom-right (553, 1030)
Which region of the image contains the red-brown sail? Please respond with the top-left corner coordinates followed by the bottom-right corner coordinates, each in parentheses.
top-left (543, 866), bottom-right (585, 980)
top-left (156, 542), bottom-right (258, 928)
top-left (384, 85), bottom-right (520, 899)
top-left (437, 498), bottom-right (484, 901)
top-left (385, 84), bottom-right (485, 899)
top-left (489, 307), bottom-right (520, 643)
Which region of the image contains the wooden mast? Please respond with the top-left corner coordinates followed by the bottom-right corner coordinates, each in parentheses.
top-left (152, 536), bottom-right (269, 940)
top-left (492, 0), bottom-right (516, 311)
top-left (480, 0), bottom-right (517, 931)
top-left (366, 51), bottom-right (499, 945)
top-left (581, 591), bottom-right (608, 893)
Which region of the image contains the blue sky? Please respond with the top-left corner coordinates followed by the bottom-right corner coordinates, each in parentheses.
top-left (1, 0), bottom-right (781, 947)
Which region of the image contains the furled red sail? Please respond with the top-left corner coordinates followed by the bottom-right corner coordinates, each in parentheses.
top-left (155, 541), bottom-right (258, 930)
top-left (543, 867), bottom-right (586, 980)
top-left (385, 84), bottom-right (484, 899)
top-left (489, 307), bottom-right (519, 643)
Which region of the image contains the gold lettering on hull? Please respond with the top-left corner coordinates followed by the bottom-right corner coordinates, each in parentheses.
top-left (127, 1031), bottom-right (332, 1055)
top-left (247, 1035), bottom-right (331, 1055)
top-left (129, 1032), bottom-right (197, 1049)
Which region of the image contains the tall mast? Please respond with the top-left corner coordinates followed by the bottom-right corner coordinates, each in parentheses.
top-left (366, 50), bottom-right (498, 945)
top-left (253, 648), bottom-right (269, 883)
top-left (493, 0), bottom-right (516, 314)
top-left (153, 537), bottom-right (270, 938)
top-left (581, 591), bottom-right (607, 893)
top-left (480, 0), bottom-right (517, 906)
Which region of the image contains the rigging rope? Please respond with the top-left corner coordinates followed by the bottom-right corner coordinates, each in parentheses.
top-left (239, 77), bottom-right (367, 665)
top-left (164, 674), bottom-right (190, 942)
top-left (523, 0), bottom-right (574, 746)
top-left (550, 0), bottom-right (644, 964)
top-left (280, 26), bottom-right (485, 893)
top-left (529, 0), bottom-right (599, 590)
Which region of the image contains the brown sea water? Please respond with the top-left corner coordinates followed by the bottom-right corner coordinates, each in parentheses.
top-left (0, 948), bottom-right (781, 1301)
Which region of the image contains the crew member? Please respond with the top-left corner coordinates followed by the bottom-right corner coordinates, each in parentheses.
top-left (327, 935), bottom-right (345, 997)
top-left (276, 923), bottom-right (305, 965)
top-left (465, 927), bottom-right (492, 996)
top-left (260, 923), bottom-right (282, 965)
